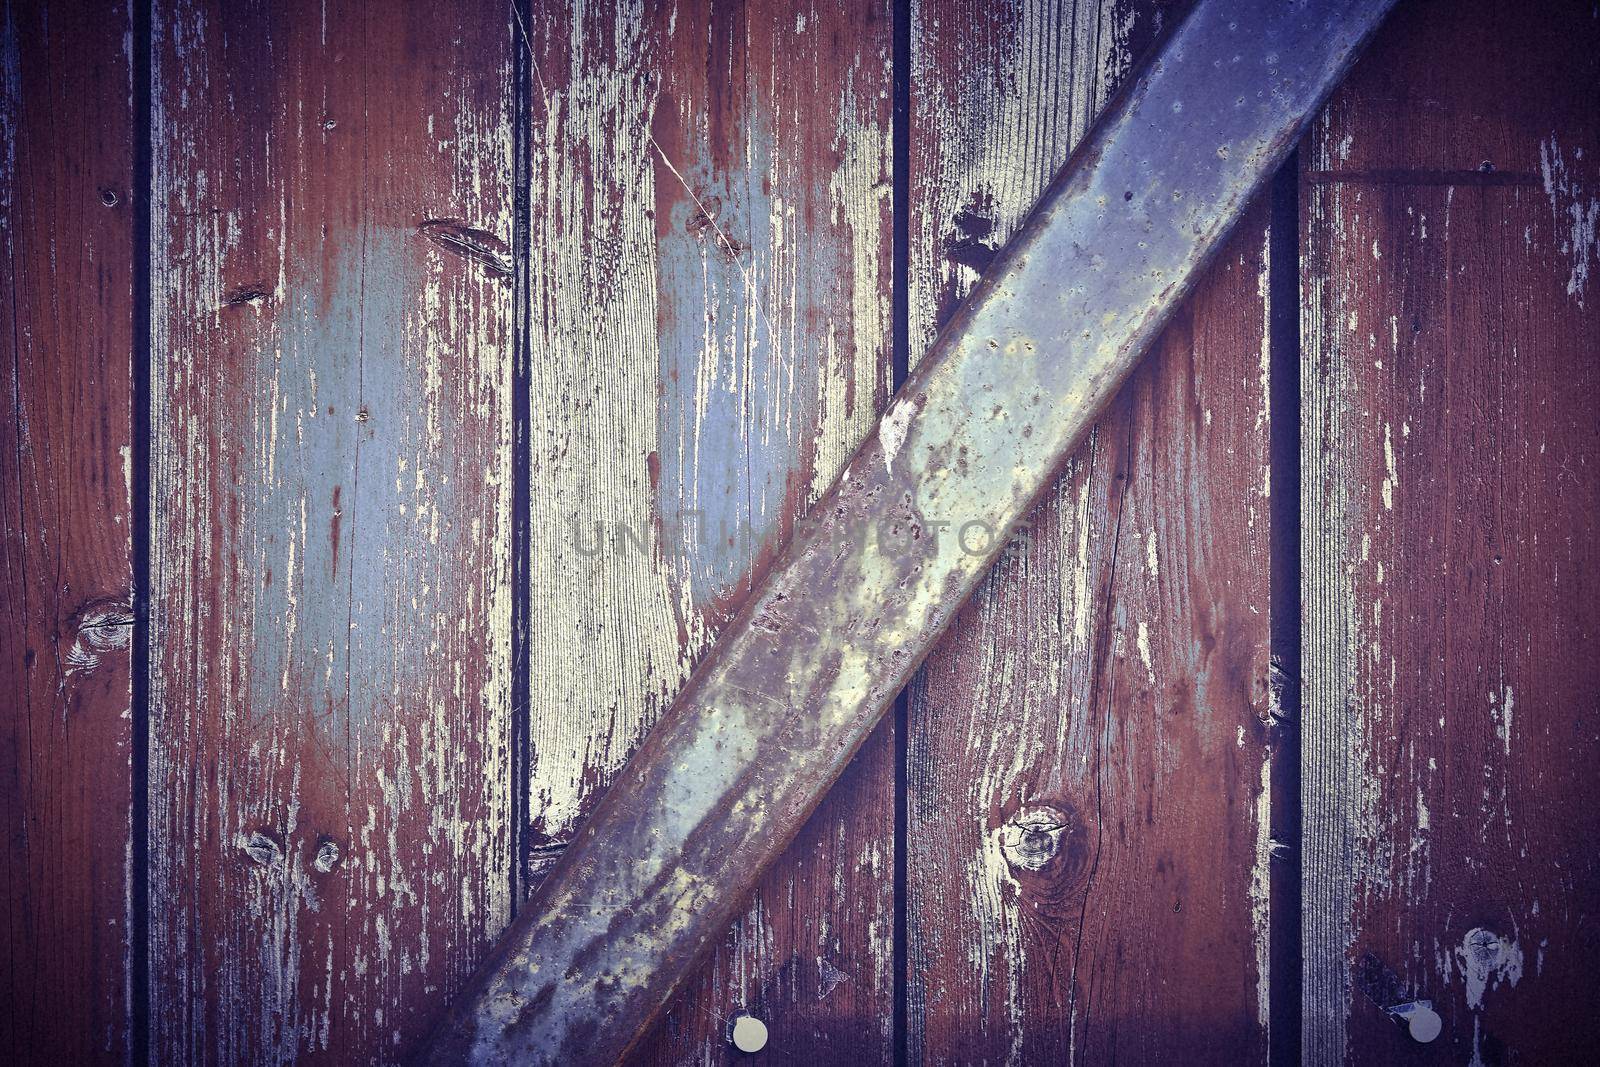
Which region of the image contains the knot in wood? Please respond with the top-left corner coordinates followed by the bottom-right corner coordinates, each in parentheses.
top-left (998, 804), bottom-right (1075, 874)
top-left (74, 603), bottom-right (133, 652)
top-left (1463, 927), bottom-right (1503, 967)
top-left (313, 838), bottom-right (342, 874)
top-left (63, 598), bottom-right (134, 677)
top-left (240, 830), bottom-right (284, 869)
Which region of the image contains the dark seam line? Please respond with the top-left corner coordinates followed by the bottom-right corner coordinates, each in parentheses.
top-left (891, 0), bottom-right (911, 1064)
top-left (1267, 151), bottom-right (1303, 1067)
top-left (510, 0), bottom-right (534, 913)
top-left (130, 0), bottom-right (153, 1062)
top-left (1303, 168), bottom-right (1538, 187)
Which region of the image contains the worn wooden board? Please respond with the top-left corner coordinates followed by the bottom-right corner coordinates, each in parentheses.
top-left (1300, 0), bottom-right (1600, 1061)
top-left (0, 1), bottom-right (136, 1061)
top-left (905, 0), bottom-right (1279, 1061)
top-left (520, 0), bottom-right (896, 1061)
top-left (147, 0), bottom-right (515, 1061)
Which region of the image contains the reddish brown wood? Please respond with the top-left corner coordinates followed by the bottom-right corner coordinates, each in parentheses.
top-left (520, 1), bottom-right (897, 1059)
top-left (1301, 0), bottom-right (1600, 1061)
top-left (147, 1), bottom-right (515, 1061)
top-left (9, 2), bottom-right (1597, 1061)
top-left (0, 1), bottom-right (136, 1062)
top-left (905, 0), bottom-right (1277, 1060)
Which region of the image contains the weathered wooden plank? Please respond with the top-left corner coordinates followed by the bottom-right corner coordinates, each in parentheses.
top-left (0, 1), bottom-right (135, 1061)
top-left (520, 0), bottom-right (895, 1059)
top-left (906, 0), bottom-right (1277, 1060)
top-left (147, 1), bottom-right (515, 1061)
top-left (1301, 0), bottom-right (1600, 1061)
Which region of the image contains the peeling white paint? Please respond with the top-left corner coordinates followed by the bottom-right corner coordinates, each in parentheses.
top-left (1490, 685), bottom-right (1514, 756)
top-left (1381, 422), bottom-right (1398, 511)
top-left (879, 395), bottom-right (919, 473)
top-left (1250, 753), bottom-right (1272, 1030)
top-left (1539, 136), bottom-right (1598, 305)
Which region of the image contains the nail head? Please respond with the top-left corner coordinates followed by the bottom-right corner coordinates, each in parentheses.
top-left (730, 1013), bottom-right (767, 1053)
top-left (1408, 1006), bottom-right (1442, 1043)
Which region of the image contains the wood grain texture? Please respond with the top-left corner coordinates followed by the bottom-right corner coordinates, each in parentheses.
top-left (147, 1), bottom-right (515, 1062)
top-left (905, 0), bottom-right (1277, 1060)
top-left (0, 1), bottom-right (135, 1061)
top-left (1301, 0), bottom-right (1600, 1062)
top-left (521, 0), bottom-right (895, 1060)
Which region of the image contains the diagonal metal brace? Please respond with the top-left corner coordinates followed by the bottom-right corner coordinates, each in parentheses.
top-left (421, 0), bottom-right (1397, 1061)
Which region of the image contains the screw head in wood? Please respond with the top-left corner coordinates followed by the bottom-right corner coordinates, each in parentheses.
top-left (730, 1013), bottom-right (768, 1054)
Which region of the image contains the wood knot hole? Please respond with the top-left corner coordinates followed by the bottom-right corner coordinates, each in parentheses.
top-left (418, 218), bottom-right (513, 276)
top-left (221, 282), bottom-right (270, 309)
top-left (998, 803), bottom-right (1075, 874)
top-left (240, 830), bottom-right (284, 868)
top-left (64, 598), bottom-right (134, 677)
top-left (313, 837), bottom-right (343, 874)
top-left (1463, 927), bottom-right (1509, 973)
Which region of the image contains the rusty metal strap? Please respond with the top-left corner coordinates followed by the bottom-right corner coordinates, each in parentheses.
top-left (421, 0), bottom-right (1398, 1061)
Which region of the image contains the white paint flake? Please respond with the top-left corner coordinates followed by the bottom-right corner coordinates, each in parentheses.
top-left (1381, 422), bottom-right (1398, 511)
top-left (1250, 753), bottom-right (1272, 1029)
top-left (1490, 685), bottom-right (1514, 756)
top-left (1539, 136), bottom-right (1598, 305)
top-left (879, 394), bottom-right (918, 473)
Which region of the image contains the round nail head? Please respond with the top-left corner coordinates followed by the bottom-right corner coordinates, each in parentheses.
top-left (1408, 1006), bottom-right (1442, 1043)
top-left (731, 1014), bottom-right (768, 1053)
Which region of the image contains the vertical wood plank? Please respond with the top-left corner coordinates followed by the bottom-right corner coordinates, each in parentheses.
top-left (906, 1), bottom-right (1278, 1060)
top-left (148, 1), bottom-right (515, 1061)
top-left (522, 0), bottom-right (895, 1059)
top-left (1301, 0), bottom-right (1600, 1061)
top-left (0, 1), bottom-right (135, 1061)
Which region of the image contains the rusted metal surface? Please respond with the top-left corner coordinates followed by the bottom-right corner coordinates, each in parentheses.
top-left (420, 0), bottom-right (1397, 1062)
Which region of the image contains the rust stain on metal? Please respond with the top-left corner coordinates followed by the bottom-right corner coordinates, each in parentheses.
top-left (419, 0), bottom-right (1399, 1062)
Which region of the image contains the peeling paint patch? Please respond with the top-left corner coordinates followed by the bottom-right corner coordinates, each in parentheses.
top-left (879, 395), bottom-right (918, 473)
top-left (1539, 137), bottom-right (1598, 305)
top-left (1490, 685), bottom-right (1514, 756)
top-left (1381, 421), bottom-right (1398, 510)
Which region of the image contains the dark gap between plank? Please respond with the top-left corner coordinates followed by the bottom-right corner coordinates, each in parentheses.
top-left (131, 0), bottom-right (154, 1062)
top-left (891, 0), bottom-right (912, 1062)
top-left (509, 0), bottom-right (535, 914)
top-left (1266, 150), bottom-right (1303, 1067)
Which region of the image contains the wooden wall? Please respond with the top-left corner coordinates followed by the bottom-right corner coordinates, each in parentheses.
top-left (519, 3), bottom-right (897, 1061)
top-left (2, 0), bottom-right (1595, 1064)
top-left (2, 1), bottom-right (136, 1061)
top-left (1301, 0), bottom-right (1600, 1062)
top-left (904, 0), bottom-right (1277, 1062)
top-left (144, 0), bottom-right (517, 1061)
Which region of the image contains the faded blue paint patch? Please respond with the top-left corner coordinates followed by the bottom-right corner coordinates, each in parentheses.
top-left (246, 228), bottom-right (411, 727)
top-left (654, 132), bottom-right (811, 610)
